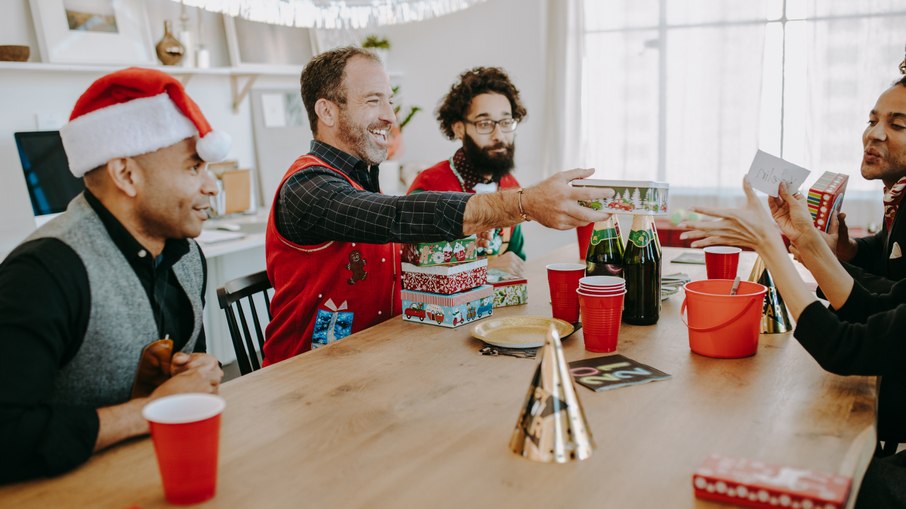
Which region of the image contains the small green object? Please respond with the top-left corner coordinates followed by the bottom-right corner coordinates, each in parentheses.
top-left (362, 35), bottom-right (391, 49)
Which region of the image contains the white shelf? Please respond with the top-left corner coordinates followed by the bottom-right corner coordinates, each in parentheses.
top-left (0, 61), bottom-right (299, 112)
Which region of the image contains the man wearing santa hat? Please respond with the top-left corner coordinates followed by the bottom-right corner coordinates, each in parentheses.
top-left (0, 68), bottom-right (228, 482)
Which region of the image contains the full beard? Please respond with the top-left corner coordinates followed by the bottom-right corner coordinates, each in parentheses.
top-left (462, 134), bottom-right (515, 181)
top-left (337, 109), bottom-right (388, 166)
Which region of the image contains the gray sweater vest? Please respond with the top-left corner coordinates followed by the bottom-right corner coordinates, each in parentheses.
top-left (25, 194), bottom-right (204, 407)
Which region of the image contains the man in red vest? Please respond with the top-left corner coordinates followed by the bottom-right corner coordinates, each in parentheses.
top-left (264, 47), bottom-right (614, 365)
top-left (408, 67), bottom-right (527, 277)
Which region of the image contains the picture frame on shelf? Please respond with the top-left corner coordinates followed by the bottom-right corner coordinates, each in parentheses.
top-left (222, 14), bottom-right (310, 72)
top-left (29, 0), bottom-right (155, 65)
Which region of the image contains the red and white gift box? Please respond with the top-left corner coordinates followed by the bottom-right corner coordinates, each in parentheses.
top-left (692, 454), bottom-right (851, 509)
top-left (401, 259), bottom-right (488, 295)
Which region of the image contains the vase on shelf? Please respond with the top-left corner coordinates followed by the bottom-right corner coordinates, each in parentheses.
top-left (155, 20), bottom-right (185, 66)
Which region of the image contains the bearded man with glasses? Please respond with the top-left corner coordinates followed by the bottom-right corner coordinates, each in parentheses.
top-left (408, 67), bottom-right (528, 277)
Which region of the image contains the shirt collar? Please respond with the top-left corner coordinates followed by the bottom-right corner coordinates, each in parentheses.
top-left (310, 140), bottom-right (380, 192)
top-left (83, 190), bottom-right (190, 270)
top-left (451, 148), bottom-right (496, 193)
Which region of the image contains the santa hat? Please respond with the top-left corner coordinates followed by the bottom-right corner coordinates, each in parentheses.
top-left (60, 67), bottom-right (231, 178)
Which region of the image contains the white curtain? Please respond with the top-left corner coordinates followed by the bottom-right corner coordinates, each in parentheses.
top-left (580, 0), bottom-right (768, 205)
top-left (542, 0), bottom-right (586, 177)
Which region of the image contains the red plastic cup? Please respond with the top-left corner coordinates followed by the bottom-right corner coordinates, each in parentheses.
top-left (704, 246), bottom-right (741, 279)
top-left (143, 394), bottom-right (226, 505)
top-left (576, 223), bottom-right (595, 261)
top-left (578, 290), bottom-right (625, 352)
top-left (547, 263), bottom-right (586, 323)
top-left (579, 276), bottom-right (625, 288)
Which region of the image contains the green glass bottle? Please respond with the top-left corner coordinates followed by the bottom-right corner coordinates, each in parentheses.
top-left (585, 216), bottom-right (624, 277)
top-left (622, 215), bottom-right (661, 325)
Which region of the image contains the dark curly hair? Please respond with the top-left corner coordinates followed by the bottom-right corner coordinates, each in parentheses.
top-left (300, 46), bottom-right (381, 135)
top-left (435, 67), bottom-right (527, 140)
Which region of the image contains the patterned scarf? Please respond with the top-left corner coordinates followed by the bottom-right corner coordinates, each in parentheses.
top-left (883, 176), bottom-right (906, 231)
top-left (451, 148), bottom-right (495, 192)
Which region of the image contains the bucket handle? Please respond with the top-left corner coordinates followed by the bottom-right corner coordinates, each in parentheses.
top-left (680, 297), bottom-right (759, 333)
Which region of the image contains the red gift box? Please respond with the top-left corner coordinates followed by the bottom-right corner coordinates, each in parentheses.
top-left (401, 259), bottom-right (487, 294)
top-left (807, 172), bottom-right (848, 233)
top-left (692, 454), bottom-right (851, 509)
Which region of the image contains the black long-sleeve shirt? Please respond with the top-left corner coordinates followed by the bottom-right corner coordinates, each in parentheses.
top-left (0, 191), bottom-right (206, 483)
top-left (275, 141), bottom-right (472, 245)
top-left (795, 279), bottom-right (906, 376)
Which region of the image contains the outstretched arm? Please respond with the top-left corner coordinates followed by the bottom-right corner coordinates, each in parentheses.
top-left (463, 168), bottom-right (615, 233)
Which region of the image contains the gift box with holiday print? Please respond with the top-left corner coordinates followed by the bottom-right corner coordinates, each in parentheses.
top-left (572, 179), bottom-right (669, 215)
top-left (692, 454), bottom-right (851, 509)
top-left (487, 268), bottom-right (527, 308)
top-left (401, 236), bottom-right (478, 267)
top-left (401, 259), bottom-right (487, 294)
top-left (401, 285), bottom-right (494, 328)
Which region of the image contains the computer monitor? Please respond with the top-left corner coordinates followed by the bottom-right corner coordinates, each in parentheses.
top-left (14, 131), bottom-right (84, 223)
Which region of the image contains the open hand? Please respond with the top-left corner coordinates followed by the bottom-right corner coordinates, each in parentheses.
top-left (680, 178), bottom-right (781, 250)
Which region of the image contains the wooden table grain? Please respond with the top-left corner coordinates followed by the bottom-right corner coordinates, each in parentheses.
top-left (0, 246), bottom-right (876, 508)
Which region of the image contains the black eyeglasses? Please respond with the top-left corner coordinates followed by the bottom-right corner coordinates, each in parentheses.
top-left (464, 118), bottom-right (518, 134)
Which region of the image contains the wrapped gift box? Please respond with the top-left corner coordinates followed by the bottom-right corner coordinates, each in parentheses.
top-left (401, 285), bottom-right (494, 328)
top-left (401, 259), bottom-right (487, 294)
top-left (487, 268), bottom-right (527, 308)
top-left (572, 179), bottom-right (669, 215)
top-left (402, 236), bottom-right (478, 267)
top-left (692, 454), bottom-right (851, 509)
top-left (807, 172), bottom-right (848, 232)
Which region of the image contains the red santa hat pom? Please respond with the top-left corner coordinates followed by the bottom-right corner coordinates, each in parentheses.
top-left (60, 67), bottom-right (231, 178)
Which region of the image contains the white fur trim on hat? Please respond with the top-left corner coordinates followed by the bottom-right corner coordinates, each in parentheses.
top-left (197, 129), bottom-right (231, 163)
top-left (60, 93), bottom-right (196, 178)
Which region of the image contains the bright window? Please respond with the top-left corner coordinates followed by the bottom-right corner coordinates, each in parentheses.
top-left (581, 0), bottom-right (906, 194)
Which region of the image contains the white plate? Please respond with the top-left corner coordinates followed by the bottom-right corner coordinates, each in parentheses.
top-left (472, 316), bottom-right (574, 349)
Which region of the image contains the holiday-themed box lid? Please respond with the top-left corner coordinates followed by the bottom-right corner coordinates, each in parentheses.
top-left (402, 235), bottom-right (478, 267)
top-left (402, 285), bottom-right (494, 306)
top-left (487, 268), bottom-right (527, 286)
top-left (572, 179), bottom-right (670, 215)
top-left (402, 258), bottom-right (487, 276)
top-left (572, 179), bottom-right (669, 189)
top-left (693, 454), bottom-right (851, 508)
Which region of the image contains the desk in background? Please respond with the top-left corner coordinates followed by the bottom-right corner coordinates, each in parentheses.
top-left (0, 246), bottom-right (876, 508)
top-left (197, 213), bottom-right (268, 364)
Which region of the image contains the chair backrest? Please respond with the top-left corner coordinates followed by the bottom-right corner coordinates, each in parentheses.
top-left (216, 270), bottom-right (273, 376)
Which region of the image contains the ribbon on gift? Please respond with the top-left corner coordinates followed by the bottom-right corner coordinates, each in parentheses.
top-left (323, 299), bottom-right (349, 343)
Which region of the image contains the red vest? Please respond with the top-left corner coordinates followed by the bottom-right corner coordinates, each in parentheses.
top-left (263, 155), bottom-right (400, 365)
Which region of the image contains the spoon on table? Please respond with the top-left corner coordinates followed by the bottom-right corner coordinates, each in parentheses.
top-left (729, 276), bottom-right (741, 295)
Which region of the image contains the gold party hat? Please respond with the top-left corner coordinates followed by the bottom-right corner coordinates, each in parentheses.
top-left (509, 324), bottom-right (594, 463)
top-left (748, 256), bottom-right (794, 334)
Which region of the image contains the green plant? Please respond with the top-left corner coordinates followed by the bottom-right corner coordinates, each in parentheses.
top-left (392, 85), bottom-right (421, 131)
top-left (362, 35), bottom-right (391, 50)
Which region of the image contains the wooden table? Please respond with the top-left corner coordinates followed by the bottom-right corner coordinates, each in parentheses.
top-left (0, 246), bottom-right (877, 508)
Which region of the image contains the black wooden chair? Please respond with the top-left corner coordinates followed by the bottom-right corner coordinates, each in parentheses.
top-left (216, 271), bottom-right (273, 376)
